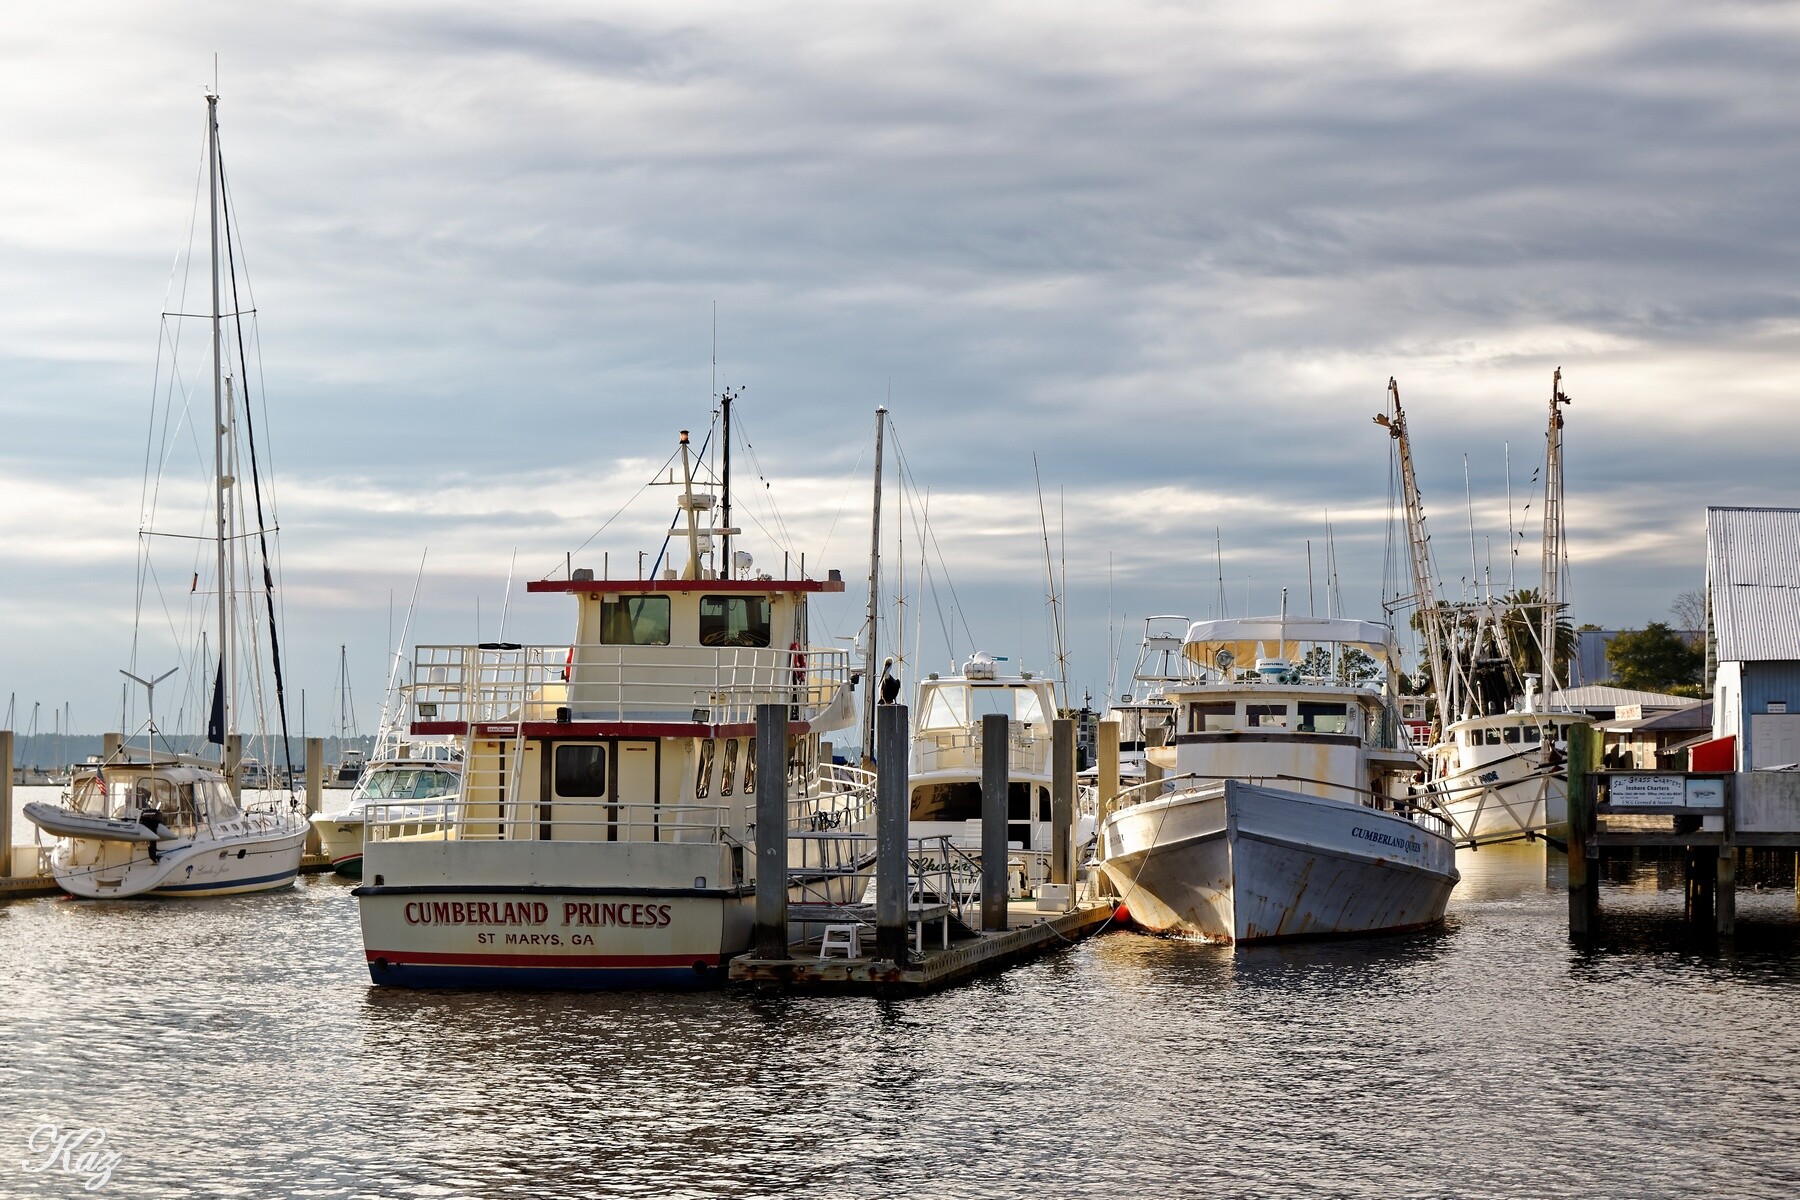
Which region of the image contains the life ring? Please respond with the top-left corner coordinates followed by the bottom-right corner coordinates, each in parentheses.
top-left (789, 642), bottom-right (806, 686)
top-left (561, 646), bottom-right (573, 682)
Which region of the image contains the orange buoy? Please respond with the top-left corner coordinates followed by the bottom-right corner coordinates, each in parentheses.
top-left (1112, 903), bottom-right (1133, 925)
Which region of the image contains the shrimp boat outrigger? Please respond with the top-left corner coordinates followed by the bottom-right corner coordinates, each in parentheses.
top-left (355, 419), bottom-right (873, 988)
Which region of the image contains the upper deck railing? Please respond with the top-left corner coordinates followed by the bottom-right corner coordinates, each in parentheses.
top-left (910, 723), bottom-right (1051, 776)
top-left (409, 643), bottom-right (851, 727)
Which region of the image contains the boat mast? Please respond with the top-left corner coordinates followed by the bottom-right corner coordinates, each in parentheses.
top-left (720, 387), bottom-right (732, 574)
top-left (1539, 368), bottom-right (1572, 697)
top-left (677, 430), bottom-right (702, 579)
top-left (1375, 378), bottom-right (1452, 731)
top-left (207, 92), bottom-right (232, 756)
top-left (863, 406), bottom-right (887, 760)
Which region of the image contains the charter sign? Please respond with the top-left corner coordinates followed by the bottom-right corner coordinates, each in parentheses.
top-left (22, 1122), bottom-right (121, 1191)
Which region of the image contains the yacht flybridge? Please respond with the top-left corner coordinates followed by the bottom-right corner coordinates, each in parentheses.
top-left (1095, 614), bottom-right (1459, 943)
top-left (355, 425), bottom-right (873, 988)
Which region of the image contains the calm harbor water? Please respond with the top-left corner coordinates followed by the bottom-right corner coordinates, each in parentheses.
top-left (5, 787), bottom-right (1800, 1198)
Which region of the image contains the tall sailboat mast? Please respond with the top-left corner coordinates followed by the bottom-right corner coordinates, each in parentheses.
top-left (207, 92), bottom-right (232, 752)
top-left (1539, 368), bottom-right (1572, 695)
top-left (863, 406), bottom-right (887, 760)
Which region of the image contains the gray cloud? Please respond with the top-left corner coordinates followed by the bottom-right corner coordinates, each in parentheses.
top-left (2, 1), bottom-right (1797, 726)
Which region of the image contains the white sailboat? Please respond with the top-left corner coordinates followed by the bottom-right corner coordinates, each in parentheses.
top-left (356, 409), bottom-right (874, 987)
top-left (1095, 614), bottom-right (1459, 942)
top-left (25, 92), bottom-right (307, 897)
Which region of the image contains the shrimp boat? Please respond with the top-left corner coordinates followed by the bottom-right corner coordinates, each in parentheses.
top-left (1379, 374), bottom-right (1590, 844)
top-left (355, 421), bottom-right (872, 988)
top-left (23, 92), bottom-right (307, 897)
top-left (1095, 615), bottom-right (1458, 942)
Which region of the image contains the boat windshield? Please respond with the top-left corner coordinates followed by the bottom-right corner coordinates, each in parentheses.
top-left (920, 684), bottom-right (1048, 730)
top-left (357, 768), bottom-right (457, 801)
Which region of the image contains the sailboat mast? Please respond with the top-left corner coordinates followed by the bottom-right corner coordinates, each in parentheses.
top-left (1375, 378), bottom-right (1452, 730)
top-left (863, 406), bottom-right (887, 760)
top-left (207, 92), bottom-right (231, 751)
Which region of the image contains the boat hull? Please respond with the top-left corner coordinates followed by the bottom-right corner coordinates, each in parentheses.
top-left (1098, 780), bottom-right (1458, 943)
top-left (46, 818), bottom-right (308, 899)
top-left (356, 839), bottom-right (750, 989)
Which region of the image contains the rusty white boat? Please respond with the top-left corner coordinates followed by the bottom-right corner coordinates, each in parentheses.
top-left (1095, 614), bottom-right (1458, 942)
top-left (355, 413), bottom-right (872, 988)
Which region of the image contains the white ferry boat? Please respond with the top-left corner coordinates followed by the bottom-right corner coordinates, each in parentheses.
top-left (355, 427), bottom-right (871, 988)
top-left (1095, 615), bottom-right (1458, 943)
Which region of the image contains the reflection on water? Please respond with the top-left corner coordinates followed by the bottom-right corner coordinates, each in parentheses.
top-left (3, 837), bottom-right (1799, 1197)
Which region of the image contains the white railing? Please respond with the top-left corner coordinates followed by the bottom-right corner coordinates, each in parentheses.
top-left (1105, 770), bottom-right (1453, 838)
top-left (409, 643), bottom-right (851, 726)
top-left (364, 796), bottom-right (732, 845)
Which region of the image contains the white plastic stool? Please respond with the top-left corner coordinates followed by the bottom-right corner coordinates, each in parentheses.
top-left (818, 923), bottom-right (862, 960)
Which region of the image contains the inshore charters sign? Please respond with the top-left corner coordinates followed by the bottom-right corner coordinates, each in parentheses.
top-left (1607, 774), bottom-right (1727, 809)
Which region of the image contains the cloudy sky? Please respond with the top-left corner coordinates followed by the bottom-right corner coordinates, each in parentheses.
top-left (4, 1), bottom-right (1799, 740)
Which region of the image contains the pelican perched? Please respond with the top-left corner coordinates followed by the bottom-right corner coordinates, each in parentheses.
top-left (878, 657), bottom-right (901, 705)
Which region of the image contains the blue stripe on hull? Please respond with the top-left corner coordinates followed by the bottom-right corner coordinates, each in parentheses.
top-left (365, 962), bottom-right (724, 990)
top-left (152, 867), bottom-right (299, 895)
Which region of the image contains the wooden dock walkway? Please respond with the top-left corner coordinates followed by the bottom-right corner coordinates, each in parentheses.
top-left (730, 898), bottom-right (1115, 991)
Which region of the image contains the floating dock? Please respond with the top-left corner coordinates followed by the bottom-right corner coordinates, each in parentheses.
top-left (730, 897), bottom-right (1114, 991)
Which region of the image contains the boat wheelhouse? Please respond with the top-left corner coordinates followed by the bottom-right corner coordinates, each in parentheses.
top-left (907, 653), bottom-right (1061, 865)
top-left (309, 741), bottom-right (461, 877)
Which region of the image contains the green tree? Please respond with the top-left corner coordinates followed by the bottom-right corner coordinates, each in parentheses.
top-left (1498, 588), bottom-right (1575, 683)
top-left (1606, 622), bottom-right (1703, 693)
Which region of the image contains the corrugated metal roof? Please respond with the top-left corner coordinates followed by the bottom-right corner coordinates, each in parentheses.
top-left (1548, 685), bottom-right (1690, 711)
top-left (1707, 507), bottom-right (1800, 662)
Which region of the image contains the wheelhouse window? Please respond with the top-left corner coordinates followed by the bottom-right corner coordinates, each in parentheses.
top-left (700, 595), bottom-right (771, 647)
top-left (1246, 704), bottom-right (1289, 729)
top-left (1484, 729), bottom-right (1503, 746)
top-left (1188, 702), bottom-right (1235, 733)
top-left (920, 686), bottom-right (969, 730)
top-left (695, 739), bottom-right (715, 798)
top-left (1523, 726), bottom-right (1543, 744)
top-left (721, 738), bottom-right (739, 796)
top-left (1502, 726), bottom-right (1521, 744)
top-left (1296, 702), bottom-right (1349, 734)
top-left (554, 745), bottom-right (608, 797)
top-left (600, 595), bottom-right (671, 645)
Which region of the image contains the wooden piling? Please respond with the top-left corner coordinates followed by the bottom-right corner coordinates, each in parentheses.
top-left (875, 704), bottom-right (910, 963)
top-left (753, 704), bottom-right (790, 960)
top-left (981, 712), bottom-right (1010, 932)
top-left (1094, 720), bottom-right (1121, 835)
top-left (0, 729), bottom-right (12, 877)
top-left (1566, 722), bottom-right (1599, 935)
top-left (304, 737), bottom-right (324, 856)
top-left (1051, 717), bottom-right (1075, 894)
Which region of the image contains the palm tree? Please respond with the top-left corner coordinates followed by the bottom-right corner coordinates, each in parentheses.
top-left (1497, 588), bottom-right (1575, 686)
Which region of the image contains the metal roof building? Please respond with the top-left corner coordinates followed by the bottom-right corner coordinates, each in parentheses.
top-left (1707, 506), bottom-right (1800, 663)
top-left (1706, 507), bottom-right (1800, 768)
